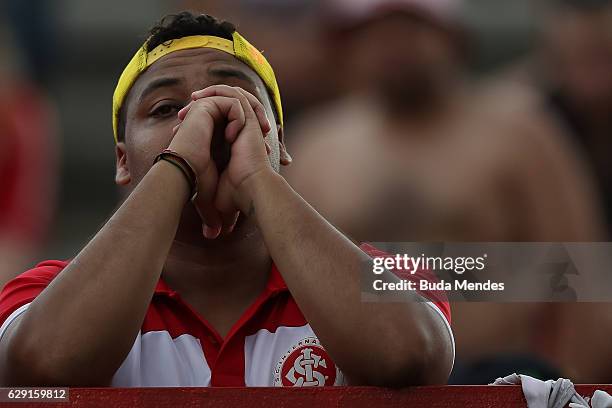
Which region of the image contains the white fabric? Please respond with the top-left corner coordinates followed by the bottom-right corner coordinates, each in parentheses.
top-left (590, 390), bottom-right (612, 408)
top-left (0, 303), bottom-right (30, 341)
top-left (245, 325), bottom-right (314, 386)
top-left (113, 325), bottom-right (346, 387)
top-left (244, 324), bottom-right (346, 386)
top-left (570, 390), bottom-right (612, 408)
top-left (424, 301), bottom-right (455, 369)
top-left (493, 373), bottom-right (590, 408)
top-left (111, 331), bottom-right (211, 387)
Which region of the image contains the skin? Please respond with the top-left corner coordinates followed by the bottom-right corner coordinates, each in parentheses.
top-left (0, 46), bottom-right (452, 386)
top-left (285, 14), bottom-right (607, 383)
top-left (541, 5), bottom-right (612, 116)
top-left (343, 13), bottom-right (461, 116)
top-left (535, 5), bottom-right (612, 383)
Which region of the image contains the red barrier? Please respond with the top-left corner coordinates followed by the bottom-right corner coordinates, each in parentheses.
top-left (4, 385), bottom-right (612, 408)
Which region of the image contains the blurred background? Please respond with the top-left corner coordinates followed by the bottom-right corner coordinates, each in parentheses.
top-left (1, 0), bottom-right (612, 384)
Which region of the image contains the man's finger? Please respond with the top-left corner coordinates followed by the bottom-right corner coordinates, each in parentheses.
top-left (214, 171), bottom-right (240, 236)
top-left (172, 122), bottom-right (181, 137)
top-left (178, 101), bottom-right (193, 121)
top-left (192, 85), bottom-right (271, 134)
top-left (178, 96), bottom-right (246, 144)
top-left (191, 162), bottom-right (222, 239)
top-left (232, 88), bottom-right (261, 132)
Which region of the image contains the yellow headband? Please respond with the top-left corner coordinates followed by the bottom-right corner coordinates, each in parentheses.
top-left (112, 31), bottom-right (283, 143)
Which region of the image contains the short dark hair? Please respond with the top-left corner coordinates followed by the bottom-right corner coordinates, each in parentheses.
top-left (146, 12), bottom-right (236, 52)
top-left (117, 11), bottom-right (278, 143)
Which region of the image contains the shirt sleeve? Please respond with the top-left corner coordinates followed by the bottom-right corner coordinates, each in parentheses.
top-left (0, 260), bottom-right (67, 338)
top-left (359, 243), bottom-right (451, 321)
top-left (359, 243), bottom-right (455, 366)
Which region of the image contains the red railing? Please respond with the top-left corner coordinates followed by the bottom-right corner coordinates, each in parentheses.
top-left (5, 385), bottom-right (612, 408)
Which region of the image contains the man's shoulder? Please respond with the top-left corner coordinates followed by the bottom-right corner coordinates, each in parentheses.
top-left (2, 260), bottom-right (68, 294)
top-left (0, 260), bottom-right (69, 329)
top-left (17, 260), bottom-right (68, 281)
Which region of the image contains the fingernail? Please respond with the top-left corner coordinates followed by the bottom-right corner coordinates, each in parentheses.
top-left (203, 225), bottom-right (220, 239)
top-left (178, 105), bottom-right (190, 117)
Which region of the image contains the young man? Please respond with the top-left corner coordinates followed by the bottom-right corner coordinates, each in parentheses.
top-left (0, 12), bottom-right (452, 387)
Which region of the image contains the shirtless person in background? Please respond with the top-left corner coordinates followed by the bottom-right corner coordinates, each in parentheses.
top-left (494, 0), bottom-right (612, 383)
top-left (284, 0), bottom-right (607, 382)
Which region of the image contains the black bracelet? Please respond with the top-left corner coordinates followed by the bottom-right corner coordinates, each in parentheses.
top-left (154, 149), bottom-right (199, 202)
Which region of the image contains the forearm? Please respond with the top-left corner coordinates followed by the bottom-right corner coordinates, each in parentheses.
top-left (2, 161), bottom-right (189, 385)
top-left (246, 171), bottom-right (452, 385)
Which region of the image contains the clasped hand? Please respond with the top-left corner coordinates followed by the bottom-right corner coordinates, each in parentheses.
top-left (167, 85), bottom-right (273, 239)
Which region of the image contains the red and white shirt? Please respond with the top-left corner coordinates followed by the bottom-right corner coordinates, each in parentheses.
top-left (0, 244), bottom-right (453, 387)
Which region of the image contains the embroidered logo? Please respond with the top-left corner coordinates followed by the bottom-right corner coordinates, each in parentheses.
top-left (274, 337), bottom-right (337, 387)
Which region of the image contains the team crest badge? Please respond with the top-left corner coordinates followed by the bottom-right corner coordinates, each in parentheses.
top-left (274, 337), bottom-right (340, 387)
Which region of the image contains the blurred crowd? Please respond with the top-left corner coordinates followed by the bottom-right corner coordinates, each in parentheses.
top-left (1, 0), bottom-right (612, 384)
top-left (0, 0), bottom-right (57, 292)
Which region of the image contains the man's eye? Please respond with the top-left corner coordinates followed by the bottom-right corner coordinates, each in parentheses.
top-left (150, 103), bottom-right (181, 118)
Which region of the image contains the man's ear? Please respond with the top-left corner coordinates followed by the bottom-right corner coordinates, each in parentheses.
top-left (278, 125), bottom-right (292, 166)
top-left (115, 142), bottom-right (131, 185)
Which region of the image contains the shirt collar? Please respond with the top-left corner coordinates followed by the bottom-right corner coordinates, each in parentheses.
top-left (266, 263), bottom-right (287, 292)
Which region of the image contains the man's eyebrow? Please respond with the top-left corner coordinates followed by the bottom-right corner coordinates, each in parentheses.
top-left (138, 77), bottom-right (183, 103)
top-left (208, 67), bottom-right (257, 88)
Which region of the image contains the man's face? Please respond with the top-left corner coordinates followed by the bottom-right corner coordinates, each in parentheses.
top-left (347, 12), bottom-right (460, 109)
top-left (117, 47), bottom-right (282, 186)
top-left (545, 7), bottom-right (612, 110)
top-left (114, 47), bottom-right (285, 242)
